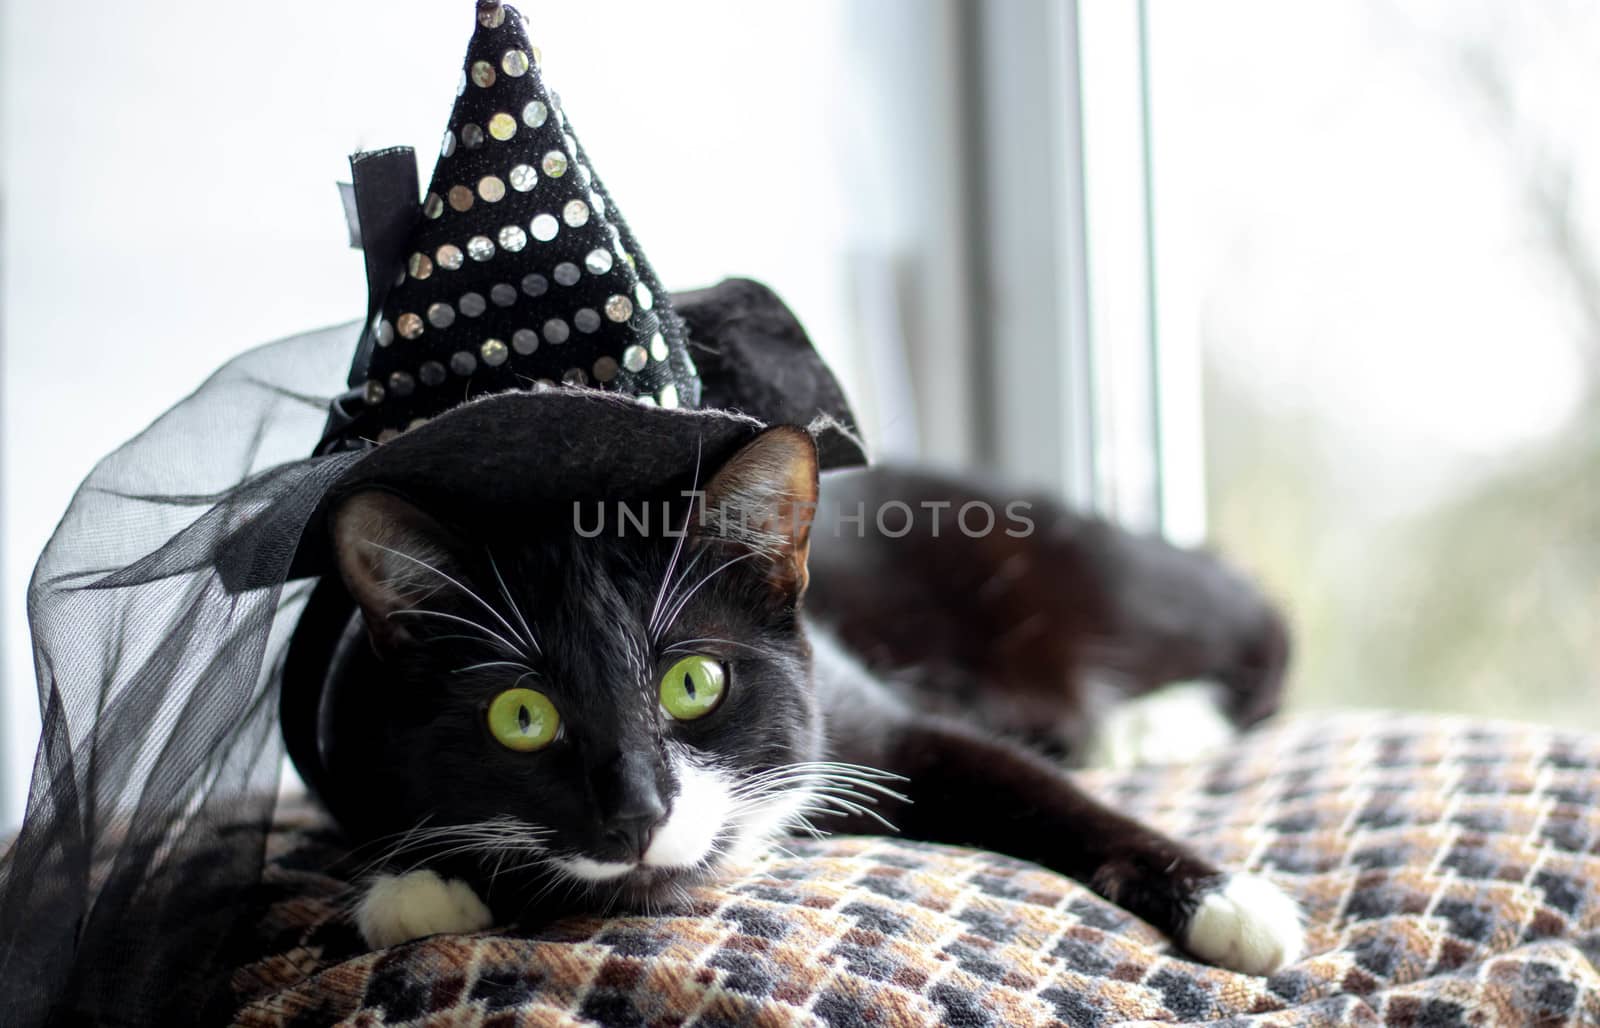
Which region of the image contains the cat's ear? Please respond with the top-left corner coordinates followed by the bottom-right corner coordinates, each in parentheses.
top-left (331, 489), bottom-right (466, 649)
top-left (697, 426), bottom-right (820, 597)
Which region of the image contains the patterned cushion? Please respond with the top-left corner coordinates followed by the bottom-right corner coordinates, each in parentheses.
top-left (230, 714), bottom-right (1600, 1026)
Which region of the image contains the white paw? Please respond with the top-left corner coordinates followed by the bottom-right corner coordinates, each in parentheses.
top-left (1183, 873), bottom-right (1305, 975)
top-left (355, 869), bottom-right (494, 949)
top-left (1087, 681), bottom-right (1237, 769)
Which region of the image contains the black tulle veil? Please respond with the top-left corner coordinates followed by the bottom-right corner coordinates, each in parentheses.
top-left (0, 325), bottom-right (362, 1024)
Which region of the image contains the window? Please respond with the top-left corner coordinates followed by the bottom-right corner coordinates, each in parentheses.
top-left (4, 0), bottom-right (1592, 823)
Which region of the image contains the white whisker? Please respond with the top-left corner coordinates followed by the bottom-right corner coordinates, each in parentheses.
top-left (651, 547), bottom-right (709, 641)
top-left (662, 637), bottom-right (784, 659)
top-left (386, 608), bottom-right (525, 658)
top-left (454, 659), bottom-right (536, 675)
top-left (717, 760), bottom-right (909, 866)
top-left (358, 815), bottom-right (554, 879)
top-left (369, 542), bottom-right (530, 657)
top-left (649, 440), bottom-right (705, 638)
top-left (488, 549), bottom-right (542, 656)
top-left (656, 552), bottom-right (758, 639)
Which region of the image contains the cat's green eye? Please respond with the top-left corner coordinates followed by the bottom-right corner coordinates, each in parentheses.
top-left (659, 655), bottom-right (727, 721)
top-left (487, 687), bottom-right (560, 752)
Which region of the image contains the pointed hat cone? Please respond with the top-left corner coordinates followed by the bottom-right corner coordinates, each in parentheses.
top-left (347, 0), bottom-right (701, 441)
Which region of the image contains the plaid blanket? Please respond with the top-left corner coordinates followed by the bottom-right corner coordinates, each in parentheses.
top-left (230, 714), bottom-right (1600, 1026)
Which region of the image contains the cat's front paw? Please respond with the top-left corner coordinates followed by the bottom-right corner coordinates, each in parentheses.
top-left (1183, 873), bottom-right (1304, 975)
top-left (355, 869), bottom-right (494, 949)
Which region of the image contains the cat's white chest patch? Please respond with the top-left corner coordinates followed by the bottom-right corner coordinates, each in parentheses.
top-left (356, 869), bottom-right (493, 949)
top-left (642, 753), bottom-right (734, 869)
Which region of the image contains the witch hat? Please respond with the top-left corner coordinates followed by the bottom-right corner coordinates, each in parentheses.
top-left (281, 0), bottom-right (862, 575)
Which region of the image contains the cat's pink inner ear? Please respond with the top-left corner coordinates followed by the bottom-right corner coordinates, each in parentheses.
top-left (697, 426), bottom-right (820, 595)
top-left (331, 490), bottom-right (460, 647)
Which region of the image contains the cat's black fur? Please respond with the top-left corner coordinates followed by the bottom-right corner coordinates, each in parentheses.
top-left (317, 426), bottom-right (1293, 964)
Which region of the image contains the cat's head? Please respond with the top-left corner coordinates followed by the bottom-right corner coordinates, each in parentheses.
top-left (325, 426), bottom-right (830, 908)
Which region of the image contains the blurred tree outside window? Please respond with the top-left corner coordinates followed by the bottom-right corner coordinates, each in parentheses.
top-left (1149, 1), bottom-right (1600, 727)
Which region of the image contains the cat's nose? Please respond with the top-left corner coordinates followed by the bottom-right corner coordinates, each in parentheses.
top-left (603, 802), bottom-right (666, 861)
top-left (591, 748), bottom-right (669, 859)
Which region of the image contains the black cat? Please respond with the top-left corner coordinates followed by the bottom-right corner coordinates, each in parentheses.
top-left (320, 427), bottom-right (1302, 974)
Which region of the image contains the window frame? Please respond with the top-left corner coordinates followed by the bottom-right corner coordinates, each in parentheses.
top-left (963, 0), bottom-right (1203, 542)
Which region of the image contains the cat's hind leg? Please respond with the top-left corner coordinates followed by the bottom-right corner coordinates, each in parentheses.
top-left (807, 467), bottom-right (1292, 763)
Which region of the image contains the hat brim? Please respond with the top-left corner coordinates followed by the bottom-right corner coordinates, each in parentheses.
top-left (202, 277), bottom-right (867, 594)
top-left (289, 388), bottom-right (768, 577)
